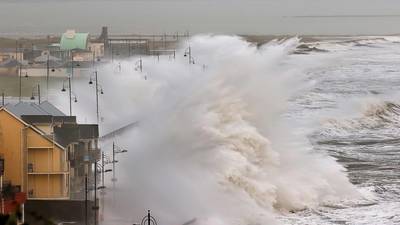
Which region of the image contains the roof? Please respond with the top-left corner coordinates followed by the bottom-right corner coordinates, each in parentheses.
top-left (38, 101), bottom-right (66, 116)
top-left (0, 106), bottom-right (65, 150)
top-left (21, 115), bottom-right (76, 125)
top-left (60, 30), bottom-right (89, 50)
top-left (5, 101), bottom-right (66, 117)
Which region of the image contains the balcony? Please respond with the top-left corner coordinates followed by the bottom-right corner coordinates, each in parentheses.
top-left (27, 189), bottom-right (69, 200)
top-left (27, 163), bottom-right (69, 175)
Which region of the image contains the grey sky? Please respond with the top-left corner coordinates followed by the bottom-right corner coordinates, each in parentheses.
top-left (1, 0), bottom-right (400, 35)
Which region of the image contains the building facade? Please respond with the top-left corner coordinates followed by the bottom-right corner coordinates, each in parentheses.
top-left (0, 107), bottom-right (69, 200)
top-left (1, 101), bottom-right (100, 224)
top-left (0, 48), bottom-right (24, 62)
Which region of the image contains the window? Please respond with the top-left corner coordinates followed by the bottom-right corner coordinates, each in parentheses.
top-left (28, 163), bottom-right (34, 172)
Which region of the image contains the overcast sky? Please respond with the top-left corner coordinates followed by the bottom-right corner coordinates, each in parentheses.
top-left (1, 0), bottom-right (400, 35)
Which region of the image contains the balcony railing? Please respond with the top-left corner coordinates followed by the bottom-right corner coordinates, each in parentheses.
top-left (27, 163), bottom-right (69, 174)
top-left (27, 189), bottom-right (69, 200)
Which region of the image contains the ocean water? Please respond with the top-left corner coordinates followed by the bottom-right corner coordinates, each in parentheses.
top-left (48, 35), bottom-right (400, 225)
top-left (277, 37), bottom-right (400, 224)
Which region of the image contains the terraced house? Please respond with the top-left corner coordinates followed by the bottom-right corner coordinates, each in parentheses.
top-left (0, 101), bottom-right (99, 224)
top-left (0, 105), bottom-right (69, 200)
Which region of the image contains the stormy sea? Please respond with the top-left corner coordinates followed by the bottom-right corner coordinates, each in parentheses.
top-left (61, 35), bottom-right (400, 225)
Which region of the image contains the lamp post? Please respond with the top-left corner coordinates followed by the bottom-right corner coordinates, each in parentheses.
top-left (97, 152), bottom-right (112, 223)
top-left (85, 174), bottom-right (88, 225)
top-left (18, 63), bottom-right (28, 102)
top-left (94, 160), bottom-right (98, 225)
top-left (112, 142), bottom-right (127, 189)
top-left (46, 53), bottom-right (50, 99)
top-left (93, 153), bottom-right (112, 225)
top-left (111, 142), bottom-right (127, 208)
top-left (30, 84), bottom-right (41, 104)
top-left (61, 76), bottom-right (78, 116)
top-left (111, 46), bottom-right (114, 63)
top-left (184, 46), bottom-right (195, 64)
top-left (70, 51), bottom-right (74, 79)
top-left (96, 152), bottom-right (112, 191)
top-left (134, 57), bottom-right (143, 73)
top-left (89, 71), bottom-right (104, 124)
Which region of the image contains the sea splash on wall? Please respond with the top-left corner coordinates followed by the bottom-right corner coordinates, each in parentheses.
top-left (67, 35), bottom-right (359, 225)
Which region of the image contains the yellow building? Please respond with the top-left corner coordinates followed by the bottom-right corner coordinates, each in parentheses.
top-left (0, 106), bottom-right (69, 200)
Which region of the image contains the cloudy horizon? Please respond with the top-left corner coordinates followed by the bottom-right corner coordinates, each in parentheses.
top-left (1, 0), bottom-right (400, 36)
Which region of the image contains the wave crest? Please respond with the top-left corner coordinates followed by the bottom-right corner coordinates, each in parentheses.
top-left (72, 35), bottom-right (359, 225)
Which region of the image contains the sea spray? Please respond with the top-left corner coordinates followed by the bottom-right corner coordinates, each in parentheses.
top-left (62, 35), bottom-right (359, 225)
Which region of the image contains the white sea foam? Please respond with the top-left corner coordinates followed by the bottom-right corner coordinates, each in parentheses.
top-left (67, 35), bottom-right (360, 225)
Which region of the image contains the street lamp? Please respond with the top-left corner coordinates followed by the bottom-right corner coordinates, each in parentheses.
top-left (18, 63), bottom-right (28, 102)
top-left (92, 152), bottom-right (112, 225)
top-left (98, 152), bottom-right (112, 191)
top-left (70, 51), bottom-right (77, 79)
top-left (61, 76), bottom-right (78, 116)
top-left (134, 57), bottom-right (148, 80)
top-left (112, 142), bottom-right (127, 186)
top-left (184, 46), bottom-right (195, 65)
top-left (93, 160), bottom-right (99, 225)
top-left (89, 71), bottom-right (104, 124)
top-left (117, 62), bottom-right (122, 73)
top-left (134, 57), bottom-right (143, 73)
top-left (30, 84), bottom-right (41, 104)
top-left (46, 52), bottom-right (57, 100)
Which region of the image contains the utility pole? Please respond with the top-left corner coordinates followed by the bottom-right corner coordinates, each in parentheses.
top-left (184, 46), bottom-right (194, 64)
top-left (111, 46), bottom-right (114, 63)
top-left (46, 53), bottom-right (49, 99)
top-left (61, 76), bottom-right (74, 116)
top-left (1, 92), bottom-right (4, 106)
top-left (68, 76), bottom-right (72, 116)
top-left (15, 40), bottom-right (18, 62)
top-left (32, 84), bottom-right (41, 104)
top-left (112, 142), bottom-right (116, 189)
top-left (85, 175), bottom-right (88, 225)
top-left (92, 51), bottom-right (95, 68)
top-left (101, 152), bottom-right (105, 222)
top-left (70, 51), bottom-right (74, 79)
top-left (135, 58), bottom-right (143, 73)
top-left (19, 63), bottom-right (22, 102)
top-left (95, 71), bottom-right (99, 124)
top-left (128, 42), bottom-right (131, 57)
top-left (163, 33), bottom-right (167, 49)
top-left (101, 152), bottom-right (105, 188)
top-left (38, 84), bottom-right (41, 104)
top-left (94, 160), bottom-right (98, 225)
top-left (139, 57), bottom-right (143, 73)
top-left (187, 46), bottom-right (191, 64)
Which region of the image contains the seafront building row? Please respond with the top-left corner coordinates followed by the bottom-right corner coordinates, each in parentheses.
top-left (0, 101), bottom-right (99, 224)
top-left (0, 27), bottom-right (187, 77)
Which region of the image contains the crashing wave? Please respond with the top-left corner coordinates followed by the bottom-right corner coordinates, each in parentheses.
top-left (69, 35), bottom-right (359, 225)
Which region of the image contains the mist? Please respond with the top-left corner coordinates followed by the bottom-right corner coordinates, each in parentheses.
top-left (55, 35), bottom-right (362, 225)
